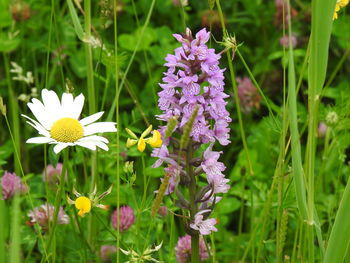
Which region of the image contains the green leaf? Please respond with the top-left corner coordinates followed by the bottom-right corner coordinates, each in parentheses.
top-left (0, 33), bottom-right (20, 52)
top-left (66, 0), bottom-right (84, 41)
top-left (0, 0), bottom-right (11, 28)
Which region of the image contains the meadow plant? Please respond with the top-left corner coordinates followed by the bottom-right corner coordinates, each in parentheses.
top-left (279, 34), bottom-right (297, 48)
top-left (175, 234), bottom-right (209, 263)
top-left (333, 0), bottom-right (349, 19)
top-left (0, 171), bottom-right (27, 200)
top-left (152, 27), bottom-right (231, 261)
top-left (22, 88), bottom-right (117, 153)
top-left (42, 163), bottom-right (65, 185)
top-left (67, 185), bottom-right (112, 217)
top-left (2, 0), bottom-right (350, 262)
top-left (100, 245), bottom-right (117, 262)
top-left (111, 205), bottom-right (135, 232)
top-left (27, 204), bottom-right (69, 230)
top-left (236, 76), bottom-right (261, 114)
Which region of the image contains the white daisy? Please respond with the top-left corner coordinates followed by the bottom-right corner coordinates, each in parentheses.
top-left (22, 89), bottom-right (117, 154)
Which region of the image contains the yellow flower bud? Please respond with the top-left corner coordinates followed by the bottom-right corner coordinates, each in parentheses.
top-left (137, 138), bottom-right (146, 152)
top-left (126, 138), bottom-right (138, 148)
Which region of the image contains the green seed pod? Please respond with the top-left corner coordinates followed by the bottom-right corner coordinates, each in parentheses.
top-left (151, 173), bottom-right (170, 217)
top-left (164, 117), bottom-right (178, 139)
top-left (278, 209), bottom-right (289, 256)
top-left (180, 105), bottom-right (199, 150)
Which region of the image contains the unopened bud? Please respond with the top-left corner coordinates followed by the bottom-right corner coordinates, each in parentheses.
top-left (326, 111), bottom-right (339, 127)
top-left (0, 97), bottom-right (6, 116)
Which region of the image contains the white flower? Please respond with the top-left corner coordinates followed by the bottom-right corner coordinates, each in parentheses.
top-left (190, 210), bottom-right (218, 235)
top-left (22, 89), bottom-right (117, 154)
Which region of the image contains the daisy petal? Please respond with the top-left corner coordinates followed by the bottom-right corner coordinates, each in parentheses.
top-left (27, 99), bottom-right (50, 129)
top-left (78, 135), bottom-right (109, 144)
top-left (42, 89), bottom-right (61, 117)
top-left (80, 112), bottom-right (104, 126)
top-left (22, 114), bottom-right (50, 137)
top-left (72, 93), bottom-right (84, 119)
top-left (75, 141), bottom-right (97, 151)
top-left (26, 137), bottom-right (54, 144)
top-left (84, 122), bottom-right (117, 136)
top-left (94, 141), bottom-right (109, 151)
top-left (54, 143), bottom-right (69, 154)
top-left (85, 140), bottom-right (109, 151)
top-left (61, 92), bottom-right (75, 118)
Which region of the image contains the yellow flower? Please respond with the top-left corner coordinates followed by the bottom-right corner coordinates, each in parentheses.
top-left (125, 125), bottom-right (162, 152)
top-left (67, 185), bottom-right (112, 217)
top-left (146, 130), bottom-right (162, 148)
top-left (75, 196), bottom-right (91, 217)
top-left (334, 0), bottom-right (349, 20)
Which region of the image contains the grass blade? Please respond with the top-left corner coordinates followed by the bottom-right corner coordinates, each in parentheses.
top-left (324, 176), bottom-right (350, 262)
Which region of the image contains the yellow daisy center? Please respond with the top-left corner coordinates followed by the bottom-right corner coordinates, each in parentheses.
top-left (50, 117), bottom-right (84, 143)
top-left (75, 196), bottom-right (92, 217)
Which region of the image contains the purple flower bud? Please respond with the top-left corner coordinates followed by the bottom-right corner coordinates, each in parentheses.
top-left (318, 122), bottom-right (328, 138)
top-left (279, 34), bottom-right (297, 48)
top-left (236, 76), bottom-right (261, 114)
top-left (111, 205), bottom-right (135, 232)
top-left (175, 234), bottom-right (209, 263)
top-left (157, 206), bottom-right (168, 217)
top-left (42, 163), bottom-right (66, 185)
top-left (28, 203), bottom-right (69, 230)
top-left (100, 245), bottom-right (117, 262)
top-left (1, 171), bottom-right (27, 200)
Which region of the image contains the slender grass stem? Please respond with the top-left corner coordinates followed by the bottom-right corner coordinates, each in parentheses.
top-left (107, 0), bottom-right (157, 121)
top-left (215, 0), bottom-right (254, 177)
top-left (3, 54), bottom-right (21, 176)
top-left (113, 0), bottom-right (120, 262)
top-left (44, 150), bottom-right (69, 260)
top-left (4, 114), bottom-right (49, 260)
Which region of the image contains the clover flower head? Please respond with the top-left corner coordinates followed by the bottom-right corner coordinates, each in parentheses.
top-left (190, 210), bottom-right (217, 235)
top-left (126, 125), bottom-right (163, 152)
top-left (236, 76), bottom-right (261, 114)
top-left (42, 163), bottom-right (66, 185)
top-left (175, 234), bottom-right (209, 263)
top-left (1, 171), bottom-right (27, 200)
top-left (67, 185), bottom-right (112, 217)
top-left (22, 89), bottom-right (117, 154)
top-left (279, 34), bottom-right (297, 48)
top-left (111, 205), bottom-right (135, 232)
top-left (28, 203), bottom-right (69, 230)
top-left (100, 245), bottom-right (117, 262)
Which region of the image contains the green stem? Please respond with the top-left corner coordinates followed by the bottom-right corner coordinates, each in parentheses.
top-left (3, 54), bottom-right (21, 176)
top-left (113, 0), bottom-right (120, 261)
top-left (44, 150), bottom-right (69, 260)
top-left (84, 0), bottom-right (95, 114)
top-left (107, 0), bottom-right (156, 121)
top-left (187, 141), bottom-right (199, 263)
top-left (4, 115), bottom-right (48, 260)
top-left (215, 0), bottom-right (254, 177)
